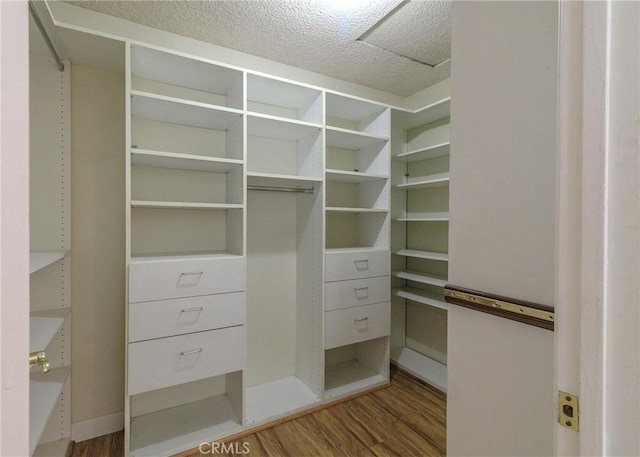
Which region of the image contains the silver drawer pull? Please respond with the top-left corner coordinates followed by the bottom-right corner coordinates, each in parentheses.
top-left (354, 259), bottom-right (369, 270)
top-left (354, 287), bottom-right (369, 292)
top-left (180, 271), bottom-right (203, 277)
top-left (180, 307), bottom-right (204, 313)
top-left (180, 348), bottom-right (203, 356)
top-left (354, 317), bottom-right (369, 323)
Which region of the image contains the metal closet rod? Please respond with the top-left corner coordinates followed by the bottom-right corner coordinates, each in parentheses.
top-left (29, 1), bottom-right (65, 72)
top-left (247, 184), bottom-right (315, 194)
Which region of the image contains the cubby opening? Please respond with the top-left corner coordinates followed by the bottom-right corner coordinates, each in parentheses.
top-left (131, 45), bottom-right (243, 109)
top-left (324, 337), bottom-right (389, 400)
top-left (326, 93), bottom-right (389, 138)
top-left (247, 74), bottom-right (323, 124)
top-left (129, 373), bottom-right (243, 457)
top-left (325, 212), bottom-right (389, 250)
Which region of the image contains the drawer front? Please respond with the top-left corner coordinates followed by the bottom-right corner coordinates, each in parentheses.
top-left (325, 277), bottom-right (390, 311)
top-left (325, 250), bottom-right (390, 282)
top-left (129, 256), bottom-right (245, 303)
top-left (129, 292), bottom-right (245, 342)
top-left (325, 302), bottom-right (390, 349)
top-left (128, 326), bottom-right (245, 395)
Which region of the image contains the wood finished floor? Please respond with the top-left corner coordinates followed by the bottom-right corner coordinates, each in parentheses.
top-left (70, 369), bottom-right (446, 457)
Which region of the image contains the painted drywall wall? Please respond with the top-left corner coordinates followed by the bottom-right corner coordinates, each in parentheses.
top-left (448, 2), bottom-right (558, 456)
top-left (70, 64), bottom-right (125, 431)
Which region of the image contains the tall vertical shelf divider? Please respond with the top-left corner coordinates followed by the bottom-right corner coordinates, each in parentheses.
top-left (323, 93), bottom-right (391, 399)
top-left (244, 74), bottom-right (324, 425)
top-left (28, 44), bottom-right (72, 456)
top-left (390, 95), bottom-right (451, 392)
top-left (125, 43), bottom-right (246, 457)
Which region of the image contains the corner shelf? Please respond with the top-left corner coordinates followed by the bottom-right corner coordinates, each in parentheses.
top-left (391, 97), bottom-right (451, 130)
top-left (30, 309), bottom-right (70, 353)
top-left (131, 149), bottom-right (243, 173)
top-left (245, 376), bottom-right (319, 425)
top-left (393, 287), bottom-right (448, 311)
top-left (325, 169), bottom-right (388, 183)
top-left (392, 270), bottom-right (447, 288)
top-left (395, 172), bottom-right (450, 190)
top-left (394, 249), bottom-right (448, 262)
top-left (324, 360), bottom-right (386, 400)
top-left (29, 251), bottom-right (68, 274)
top-left (30, 367), bottom-right (71, 456)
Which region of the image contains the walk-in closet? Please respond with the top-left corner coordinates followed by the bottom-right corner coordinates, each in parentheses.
top-left (24, 2), bottom-right (454, 456)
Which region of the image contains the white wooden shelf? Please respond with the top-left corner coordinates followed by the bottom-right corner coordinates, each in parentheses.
top-left (392, 270), bottom-right (447, 287)
top-left (130, 395), bottom-right (242, 457)
top-left (326, 207), bottom-right (388, 214)
top-left (30, 367), bottom-right (70, 456)
top-left (245, 376), bottom-right (319, 425)
top-left (130, 251), bottom-right (243, 263)
top-left (391, 347), bottom-right (447, 392)
top-left (247, 172), bottom-right (321, 189)
top-left (395, 212), bottom-right (449, 222)
top-left (30, 251), bottom-right (68, 274)
top-left (396, 172), bottom-right (450, 190)
top-left (30, 309), bottom-right (70, 353)
top-left (325, 169), bottom-right (388, 183)
top-left (131, 201), bottom-right (243, 210)
top-left (324, 360), bottom-right (387, 400)
top-left (393, 287), bottom-right (448, 311)
top-left (131, 149), bottom-right (242, 173)
top-left (396, 142), bottom-right (450, 163)
top-left (247, 112), bottom-right (321, 141)
top-left (394, 249), bottom-right (448, 262)
top-left (131, 90), bottom-right (243, 131)
top-left (391, 97), bottom-right (451, 130)
top-left (33, 438), bottom-right (71, 457)
top-left (325, 247), bottom-right (389, 254)
top-left (326, 126), bottom-right (388, 150)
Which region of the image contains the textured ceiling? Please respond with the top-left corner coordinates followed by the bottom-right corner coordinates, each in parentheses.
top-left (65, 0), bottom-right (451, 97)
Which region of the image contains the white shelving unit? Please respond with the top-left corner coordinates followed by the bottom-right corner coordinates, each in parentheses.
top-left (245, 74), bottom-right (324, 426)
top-left (390, 88), bottom-right (451, 392)
top-left (324, 93), bottom-right (391, 399)
top-left (29, 43), bottom-right (72, 455)
top-left (126, 44), bottom-right (247, 456)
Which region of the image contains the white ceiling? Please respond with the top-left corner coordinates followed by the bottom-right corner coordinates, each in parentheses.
top-left (65, 0), bottom-right (451, 97)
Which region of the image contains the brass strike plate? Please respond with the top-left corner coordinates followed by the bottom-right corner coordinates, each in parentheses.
top-left (558, 391), bottom-right (579, 431)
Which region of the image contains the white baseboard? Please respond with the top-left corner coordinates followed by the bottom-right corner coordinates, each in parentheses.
top-left (71, 411), bottom-right (124, 442)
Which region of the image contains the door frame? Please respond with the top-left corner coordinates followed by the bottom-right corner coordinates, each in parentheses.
top-left (555, 0), bottom-right (640, 455)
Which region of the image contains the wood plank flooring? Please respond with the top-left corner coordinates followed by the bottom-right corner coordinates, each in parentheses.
top-left (70, 368), bottom-right (446, 457)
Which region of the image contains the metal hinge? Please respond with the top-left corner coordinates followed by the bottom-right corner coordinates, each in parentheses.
top-left (558, 391), bottom-right (579, 431)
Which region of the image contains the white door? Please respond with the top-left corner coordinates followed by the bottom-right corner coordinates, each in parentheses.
top-left (555, 1), bottom-right (640, 455)
top-left (0, 1), bottom-right (31, 456)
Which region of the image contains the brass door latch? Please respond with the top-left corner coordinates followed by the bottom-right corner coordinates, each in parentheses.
top-left (29, 351), bottom-right (50, 374)
top-left (558, 391), bottom-right (579, 431)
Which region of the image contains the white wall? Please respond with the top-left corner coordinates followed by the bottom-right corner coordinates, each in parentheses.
top-left (0, 2), bottom-right (30, 455)
top-left (448, 2), bottom-right (558, 456)
top-left (70, 64), bottom-right (125, 433)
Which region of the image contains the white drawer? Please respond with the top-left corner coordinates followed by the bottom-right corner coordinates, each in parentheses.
top-left (128, 325), bottom-right (245, 395)
top-left (129, 292), bottom-right (245, 342)
top-left (325, 249), bottom-right (390, 282)
top-left (324, 302), bottom-right (390, 349)
top-left (129, 255), bottom-right (245, 303)
top-left (325, 277), bottom-right (390, 311)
